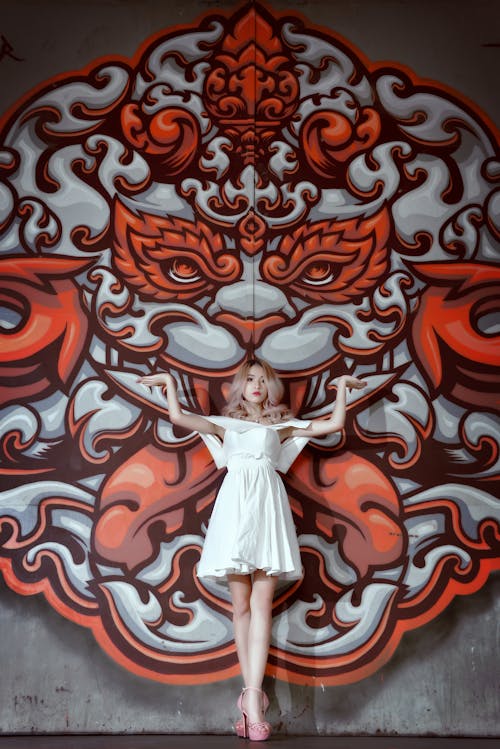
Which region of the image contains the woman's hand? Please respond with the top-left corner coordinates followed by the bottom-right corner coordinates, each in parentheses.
top-left (338, 375), bottom-right (367, 391)
top-left (137, 372), bottom-right (174, 388)
top-left (295, 374), bottom-right (367, 438)
top-left (137, 371), bottom-right (222, 438)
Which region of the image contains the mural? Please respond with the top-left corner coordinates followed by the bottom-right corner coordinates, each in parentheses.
top-left (0, 2), bottom-right (499, 686)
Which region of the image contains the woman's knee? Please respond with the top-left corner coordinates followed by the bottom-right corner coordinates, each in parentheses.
top-left (232, 595), bottom-right (251, 620)
top-left (229, 574), bottom-right (252, 619)
top-left (250, 575), bottom-right (276, 613)
top-left (230, 585), bottom-right (251, 619)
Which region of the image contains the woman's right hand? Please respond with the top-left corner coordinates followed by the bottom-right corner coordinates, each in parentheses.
top-left (137, 372), bottom-right (174, 388)
top-left (338, 375), bottom-right (367, 390)
top-left (137, 373), bottom-right (220, 436)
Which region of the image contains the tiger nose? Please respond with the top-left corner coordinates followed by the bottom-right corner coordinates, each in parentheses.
top-left (207, 280), bottom-right (293, 318)
top-left (207, 281), bottom-right (294, 346)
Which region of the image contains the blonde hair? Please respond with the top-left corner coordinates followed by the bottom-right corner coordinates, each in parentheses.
top-left (223, 358), bottom-right (293, 424)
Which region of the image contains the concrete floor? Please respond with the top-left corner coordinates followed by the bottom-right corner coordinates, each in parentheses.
top-left (0, 737), bottom-right (498, 748)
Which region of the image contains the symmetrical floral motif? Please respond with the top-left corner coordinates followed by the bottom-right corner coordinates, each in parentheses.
top-left (0, 2), bottom-right (499, 685)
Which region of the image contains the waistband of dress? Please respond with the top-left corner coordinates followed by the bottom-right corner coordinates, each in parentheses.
top-left (226, 453), bottom-right (274, 470)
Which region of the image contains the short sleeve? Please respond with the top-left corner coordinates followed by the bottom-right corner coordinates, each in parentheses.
top-left (194, 415), bottom-right (229, 469)
top-left (274, 419), bottom-right (311, 473)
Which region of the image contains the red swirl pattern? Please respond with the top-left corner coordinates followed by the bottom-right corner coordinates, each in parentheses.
top-left (300, 108), bottom-right (382, 178)
top-left (121, 103), bottom-right (200, 177)
top-left (0, 256), bottom-right (91, 406)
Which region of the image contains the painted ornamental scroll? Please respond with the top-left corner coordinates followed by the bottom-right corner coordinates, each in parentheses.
top-left (0, 3), bottom-right (498, 685)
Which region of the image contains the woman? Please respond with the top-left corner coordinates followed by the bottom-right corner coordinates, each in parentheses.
top-left (139, 359), bottom-right (365, 740)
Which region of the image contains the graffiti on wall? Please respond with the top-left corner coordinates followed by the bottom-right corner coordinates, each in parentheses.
top-left (0, 2), bottom-right (499, 685)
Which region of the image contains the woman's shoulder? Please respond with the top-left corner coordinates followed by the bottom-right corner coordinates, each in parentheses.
top-left (202, 415), bottom-right (260, 431)
top-left (270, 417), bottom-right (309, 430)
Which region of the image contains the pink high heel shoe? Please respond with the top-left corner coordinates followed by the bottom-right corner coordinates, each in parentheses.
top-left (235, 687), bottom-right (271, 741)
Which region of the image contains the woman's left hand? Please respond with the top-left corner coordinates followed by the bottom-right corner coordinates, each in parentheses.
top-left (339, 375), bottom-right (367, 390)
top-left (137, 373), bottom-right (171, 387)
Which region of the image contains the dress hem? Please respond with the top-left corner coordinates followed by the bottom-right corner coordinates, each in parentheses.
top-left (197, 562), bottom-right (303, 583)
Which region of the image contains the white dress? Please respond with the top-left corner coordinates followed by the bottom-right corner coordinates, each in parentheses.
top-left (196, 416), bottom-right (311, 583)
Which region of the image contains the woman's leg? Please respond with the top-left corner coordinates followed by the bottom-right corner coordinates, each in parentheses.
top-left (229, 570), bottom-right (277, 724)
top-left (228, 574), bottom-right (252, 686)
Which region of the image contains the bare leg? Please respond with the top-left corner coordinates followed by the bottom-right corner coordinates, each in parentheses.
top-left (229, 570), bottom-right (277, 724)
top-left (228, 574), bottom-right (252, 686)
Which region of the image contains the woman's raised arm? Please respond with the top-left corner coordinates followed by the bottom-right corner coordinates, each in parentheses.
top-left (290, 375), bottom-right (366, 438)
top-left (137, 372), bottom-right (224, 437)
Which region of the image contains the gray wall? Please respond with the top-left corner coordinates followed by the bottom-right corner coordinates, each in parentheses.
top-left (1, 0), bottom-right (499, 737)
top-left (2, 573), bottom-right (499, 735)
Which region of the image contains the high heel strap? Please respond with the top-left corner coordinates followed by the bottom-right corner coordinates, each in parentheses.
top-left (240, 686), bottom-right (269, 712)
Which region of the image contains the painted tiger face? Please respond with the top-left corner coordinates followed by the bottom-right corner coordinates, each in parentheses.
top-left (0, 2), bottom-right (498, 687)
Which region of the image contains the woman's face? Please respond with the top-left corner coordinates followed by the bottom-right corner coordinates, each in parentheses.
top-left (243, 364), bottom-right (268, 407)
